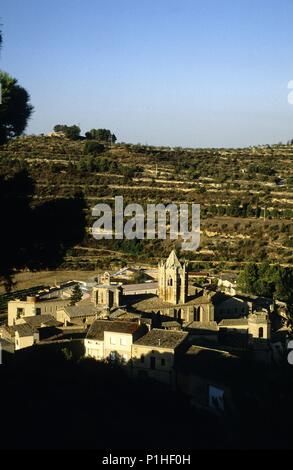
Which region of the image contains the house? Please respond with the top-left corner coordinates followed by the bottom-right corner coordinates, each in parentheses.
top-left (1, 324), bottom-right (39, 351)
top-left (176, 345), bottom-right (238, 415)
top-left (56, 300), bottom-right (98, 326)
top-left (217, 273), bottom-right (238, 296)
top-left (47, 131), bottom-right (66, 138)
top-left (132, 329), bottom-right (188, 386)
top-left (20, 315), bottom-right (62, 341)
top-left (8, 296), bottom-right (70, 326)
top-left (85, 319), bottom-right (147, 363)
top-left (219, 312), bottom-right (271, 340)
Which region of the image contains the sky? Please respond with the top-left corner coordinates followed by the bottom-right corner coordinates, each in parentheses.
top-left (1, 0), bottom-right (293, 148)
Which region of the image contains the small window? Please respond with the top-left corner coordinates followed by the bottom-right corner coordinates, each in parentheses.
top-left (110, 337), bottom-right (116, 345)
top-left (120, 338), bottom-right (127, 346)
top-left (259, 327), bottom-right (264, 338)
top-left (16, 308), bottom-right (24, 319)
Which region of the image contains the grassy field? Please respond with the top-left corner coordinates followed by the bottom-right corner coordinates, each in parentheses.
top-left (0, 270), bottom-right (100, 295)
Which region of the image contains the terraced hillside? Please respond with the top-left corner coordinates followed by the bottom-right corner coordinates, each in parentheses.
top-left (1, 136), bottom-right (292, 271)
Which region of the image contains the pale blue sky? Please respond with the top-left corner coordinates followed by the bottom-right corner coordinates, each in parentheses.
top-left (1, 0), bottom-right (293, 147)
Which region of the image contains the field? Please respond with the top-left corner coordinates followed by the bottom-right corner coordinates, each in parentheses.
top-left (0, 270), bottom-right (100, 295)
top-left (1, 135), bottom-right (292, 276)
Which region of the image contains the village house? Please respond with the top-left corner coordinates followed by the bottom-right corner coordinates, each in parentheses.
top-left (176, 344), bottom-right (238, 415)
top-left (8, 296), bottom-right (70, 326)
top-left (85, 319), bottom-right (148, 363)
top-left (4, 250), bottom-right (277, 365)
top-left (56, 300), bottom-right (98, 327)
top-left (217, 273), bottom-right (238, 296)
top-left (1, 323), bottom-right (39, 351)
top-left (131, 329), bottom-right (188, 386)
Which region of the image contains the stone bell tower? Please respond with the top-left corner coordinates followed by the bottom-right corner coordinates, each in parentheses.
top-left (158, 250), bottom-right (188, 305)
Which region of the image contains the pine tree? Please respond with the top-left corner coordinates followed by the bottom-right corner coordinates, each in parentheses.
top-left (70, 284), bottom-right (83, 306)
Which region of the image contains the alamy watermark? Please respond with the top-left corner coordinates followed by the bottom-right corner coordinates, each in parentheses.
top-left (91, 197), bottom-right (200, 252)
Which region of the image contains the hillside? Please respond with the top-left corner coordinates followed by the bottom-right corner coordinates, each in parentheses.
top-left (1, 136), bottom-right (293, 272)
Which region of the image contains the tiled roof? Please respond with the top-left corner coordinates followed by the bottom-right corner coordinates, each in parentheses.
top-left (24, 315), bottom-right (61, 328)
top-left (219, 318), bottom-right (248, 327)
top-left (162, 320), bottom-right (181, 328)
top-left (134, 329), bottom-right (188, 349)
top-left (87, 320), bottom-right (142, 340)
top-left (186, 321), bottom-right (219, 331)
top-left (64, 300), bottom-right (97, 318)
top-left (123, 282), bottom-right (158, 292)
top-left (13, 324), bottom-right (34, 337)
top-left (129, 295), bottom-right (174, 311)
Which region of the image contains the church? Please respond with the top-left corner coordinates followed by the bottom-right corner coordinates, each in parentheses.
top-left (91, 250), bottom-right (271, 341)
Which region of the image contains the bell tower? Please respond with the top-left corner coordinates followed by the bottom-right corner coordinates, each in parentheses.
top-left (158, 250), bottom-right (188, 305)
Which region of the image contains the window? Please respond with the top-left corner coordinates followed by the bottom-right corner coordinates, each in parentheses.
top-left (36, 308), bottom-right (41, 316)
top-left (259, 327), bottom-right (264, 338)
top-left (16, 308), bottom-right (24, 319)
top-left (110, 337), bottom-right (116, 345)
top-left (120, 337), bottom-right (127, 346)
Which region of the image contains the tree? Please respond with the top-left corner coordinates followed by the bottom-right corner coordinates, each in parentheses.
top-left (85, 128), bottom-right (116, 143)
top-left (53, 124), bottom-right (80, 140)
top-left (70, 284), bottom-right (83, 305)
top-left (84, 141), bottom-right (105, 155)
top-left (0, 71), bottom-right (33, 145)
top-left (238, 263), bottom-right (259, 294)
top-left (66, 125), bottom-right (81, 140)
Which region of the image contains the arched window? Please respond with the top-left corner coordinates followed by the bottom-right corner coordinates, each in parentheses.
top-left (168, 278), bottom-right (173, 287)
top-left (259, 327), bottom-right (264, 338)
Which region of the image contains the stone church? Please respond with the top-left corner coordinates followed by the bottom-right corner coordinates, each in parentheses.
top-left (91, 250), bottom-right (271, 340)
